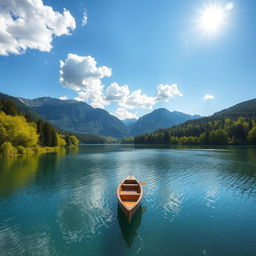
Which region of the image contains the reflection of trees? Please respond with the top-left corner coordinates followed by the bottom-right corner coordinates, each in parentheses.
top-left (118, 205), bottom-right (146, 247)
top-left (66, 146), bottom-right (79, 155)
top-left (0, 155), bottom-right (40, 197)
top-left (0, 147), bottom-right (77, 197)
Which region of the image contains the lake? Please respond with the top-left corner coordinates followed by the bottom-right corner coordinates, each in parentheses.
top-left (0, 145), bottom-right (256, 255)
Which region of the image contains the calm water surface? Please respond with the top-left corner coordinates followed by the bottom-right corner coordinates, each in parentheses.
top-left (0, 145), bottom-right (256, 255)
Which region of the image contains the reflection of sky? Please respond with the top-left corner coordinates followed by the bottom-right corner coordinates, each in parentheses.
top-left (57, 157), bottom-right (114, 244)
top-left (0, 225), bottom-right (56, 255)
top-left (163, 191), bottom-right (183, 217)
top-left (205, 182), bottom-right (220, 208)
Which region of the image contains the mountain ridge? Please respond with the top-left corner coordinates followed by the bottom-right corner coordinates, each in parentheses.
top-left (134, 98), bottom-right (256, 145)
top-left (20, 96), bottom-right (128, 139)
top-left (1, 92), bottom-right (203, 139)
top-left (129, 108), bottom-right (201, 136)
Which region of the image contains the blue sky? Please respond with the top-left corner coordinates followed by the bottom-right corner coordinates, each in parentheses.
top-left (0, 0), bottom-right (256, 119)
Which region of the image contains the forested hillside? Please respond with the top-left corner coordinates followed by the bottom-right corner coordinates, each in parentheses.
top-left (134, 99), bottom-right (256, 145)
top-left (0, 92), bottom-right (112, 144)
top-left (0, 99), bottom-right (79, 156)
top-left (21, 97), bottom-right (128, 139)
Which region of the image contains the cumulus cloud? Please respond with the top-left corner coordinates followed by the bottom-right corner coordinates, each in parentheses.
top-left (75, 90), bottom-right (109, 108)
top-left (118, 84), bottom-right (183, 109)
top-left (60, 54), bottom-right (111, 91)
top-left (0, 0), bottom-right (76, 56)
top-left (156, 84), bottom-right (183, 102)
top-left (114, 108), bottom-right (138, 120)
top-left (120, 89), bottom-right (156, 109)
top-left (59, 53), bottom-right (183, 110)
top-left (60, 54), bottom-right (111, 108)
top-left (82, 10), bottom-right (88, 26)
top-left (204, 94), bottom-right (214, 100)
top-left (105, 82), bottom-right (130, 101)
top-left (59, 96), bottom-right (69, 100)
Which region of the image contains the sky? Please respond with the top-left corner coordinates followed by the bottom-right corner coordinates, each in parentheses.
top-left (0, 0), bottom-right (256, 120)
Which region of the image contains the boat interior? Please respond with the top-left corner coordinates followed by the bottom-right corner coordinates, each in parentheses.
top-left (119, 179), bottom-right (141, 209)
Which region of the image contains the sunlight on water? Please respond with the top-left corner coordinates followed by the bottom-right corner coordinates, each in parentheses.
top-left (0, 145), bottom-right (256, 255)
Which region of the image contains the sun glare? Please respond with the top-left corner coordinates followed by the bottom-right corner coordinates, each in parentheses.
top-left (198, 2), bottom-right (231, 36)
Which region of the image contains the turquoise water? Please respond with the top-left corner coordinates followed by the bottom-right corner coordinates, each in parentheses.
top-left (0, 145), bottom-right (256, 255)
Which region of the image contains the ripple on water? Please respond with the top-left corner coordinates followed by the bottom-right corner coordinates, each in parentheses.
top-left (1, 145), bottom-right (256, 256)
top-left (0, 224), bottom-right (56, 255)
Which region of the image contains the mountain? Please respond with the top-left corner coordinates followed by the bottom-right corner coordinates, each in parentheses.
top-left (20, 97), bottom-right (128, 139)
top-left (213, 98), bottom-right (256, 119)
top-left (176, 98), bottom-right (256, 127)
top-left (134, 98), bottom-right (256, 145)
top-left (0, 92), bottom-right (204, 139)
top-left (122, 118), bottom-right (137, 126)
top-left (0, 92), bottom-right (110, 144)
top-left (0, 92), bottom-right (42, 120)
top-left (129, 108), bottom-right (201, 136)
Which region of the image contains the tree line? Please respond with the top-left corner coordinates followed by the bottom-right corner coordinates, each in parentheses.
top-left (134, 117), bottom-right (256, 145)
top-left (0, 99), bottom-right (79, 156)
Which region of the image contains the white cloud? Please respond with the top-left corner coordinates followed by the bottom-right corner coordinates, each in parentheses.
top-left (60, 54), bottom-right (111, 91)
top-left (75, 90), bottom-right (109, 108)
top-left (59, 54), bottom-right (183, 110)
top-left (114, 108), bottom-right (138, 120)
top-left (60, 53), bottom-right (111, 108)
top-left (82, 10), bottom-right (88, 26)
top-left (225, 2), bottom-right (234, 10)
top-left (59, 96), bottom-right (68, 100)
top-left (120, 89), bottom-right (156, 109)
top-left (204, 94), bottom-right (214, 100)
top-left (105, 82), bottom-right (130, 101)
top-left (118, 83), bottom-right (183, 109)
top-left (0, 0), bottom-right (76, 56)
top-left (156, 84), bottom-right (183, 102)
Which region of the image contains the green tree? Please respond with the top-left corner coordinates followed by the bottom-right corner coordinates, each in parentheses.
top-left (1, 100), bottom-right (20, 116)
top-left (36, 120), bottom-right (45, 146)
top-left (209, 129), bottom-right (228, 144)
top-left (163, 131), bottom-right (170, 144)
top-left (0, 142), bottom-right (17, 156)
top-left (199, 132), bottom-right (208, 144)
top-left (42, 123), bottom-right (57, 146)
top-left (0, 112), bottom-right (38, 147)
top-left (70, 135), bottom-right (79, 145)
top-left (65, 135), bottom-right (72, 146)
top-left (248, 126), bottom-right (256, 144)
top-left (57, 134), bottom-right (66, 147)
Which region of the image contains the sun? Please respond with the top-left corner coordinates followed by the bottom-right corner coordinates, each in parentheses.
top-left (198, 2), bottom-right (228, 35)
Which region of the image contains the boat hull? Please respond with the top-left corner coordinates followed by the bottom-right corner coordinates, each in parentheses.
top-left (117, 175), bottom-right (143, 222)
top-left (118, 198), bottom-right (141, 222)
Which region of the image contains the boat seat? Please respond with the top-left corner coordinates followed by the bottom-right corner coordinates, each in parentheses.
top-left (122, 184), bottom-right (139, 187)
top-left (120, 191), bottom-right (140, 196)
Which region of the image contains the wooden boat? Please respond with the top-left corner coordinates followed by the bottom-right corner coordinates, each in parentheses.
top-left (117, 175), bottom-right (143, 222)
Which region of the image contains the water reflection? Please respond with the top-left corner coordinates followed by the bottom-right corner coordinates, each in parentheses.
top-left (0, 155), bottom-right (40, 197)
top-left (0, 148), bottom-right (75, 197)
top-left (118, 205), bottom-right (146, 247)
top-left (1, 145), bottom-right (256, 255)
top-left (66, 145), bottom-right (79, 155)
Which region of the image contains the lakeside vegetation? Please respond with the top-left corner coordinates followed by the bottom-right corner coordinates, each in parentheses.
top-left (133, 117), bottom-right (256, 145)
top-left (0, 99), bottom-right (79, 156)
top-left (131, 99), bottom-right (256, 145)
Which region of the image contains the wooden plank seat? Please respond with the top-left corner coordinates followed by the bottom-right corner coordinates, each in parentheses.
top-left (122, 184), bottom-right (139, 187)
top-left (120, 191), bottom-right (140, 196)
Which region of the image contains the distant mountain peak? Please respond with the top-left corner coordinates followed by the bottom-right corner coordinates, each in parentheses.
top-left (129, 108), bottom-right (201, 136)
top-left (151, 108), bottom-right (170, 113)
